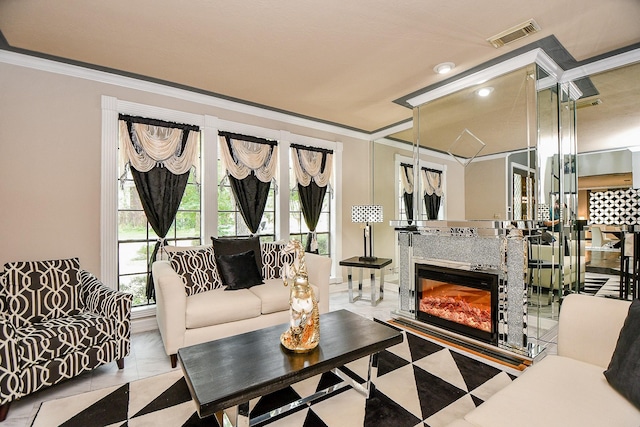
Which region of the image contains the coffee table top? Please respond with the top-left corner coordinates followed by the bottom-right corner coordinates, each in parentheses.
top-left (178, 309), bottom-right (403, 418)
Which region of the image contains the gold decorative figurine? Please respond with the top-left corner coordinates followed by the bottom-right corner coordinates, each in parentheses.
top-left (280, 240), bottom-right (320, 352)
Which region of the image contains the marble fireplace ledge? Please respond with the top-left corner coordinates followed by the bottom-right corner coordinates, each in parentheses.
top-left (389, 219), bottom-right (542, 235)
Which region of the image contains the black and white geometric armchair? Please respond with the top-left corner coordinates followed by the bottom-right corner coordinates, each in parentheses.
top-left (0, 258), bottom-right (132, 421)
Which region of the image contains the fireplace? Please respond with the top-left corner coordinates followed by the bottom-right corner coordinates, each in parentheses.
top-left (415, 264), bottom-right (498, 345)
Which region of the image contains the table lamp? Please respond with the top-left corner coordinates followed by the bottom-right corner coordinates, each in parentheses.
top-left (351, 205), bottom-right (384, 262)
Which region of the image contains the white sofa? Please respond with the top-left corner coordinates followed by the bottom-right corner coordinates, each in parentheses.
top-left (447, 294), bottom-right (640, 427)
top-left (152, 242), bottom-right (332, 367)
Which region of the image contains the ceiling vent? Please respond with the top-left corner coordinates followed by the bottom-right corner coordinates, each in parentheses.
top-left (577, 98), bottom-right (603, 109)
top-left (487, 19), bottom-right (541, 48)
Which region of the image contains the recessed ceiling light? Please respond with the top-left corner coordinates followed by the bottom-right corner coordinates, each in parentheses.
top-left (477, 87), bottom-right (494, 97)
top-left (434, 62), bottom-right (455, 74)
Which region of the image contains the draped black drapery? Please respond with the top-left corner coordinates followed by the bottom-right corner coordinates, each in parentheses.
top-left (292, 144), bottom-right (333, 253)
top-left (120, 115), bottom-right (200, 301)
top-left (219, 132), bottom-right (277, 235)
top-left (400, 163), bottom-right (414, 225)
top-left (228, 173), bottom-right (271, 234)
top-left (423, 167), bottom-right (443, 220)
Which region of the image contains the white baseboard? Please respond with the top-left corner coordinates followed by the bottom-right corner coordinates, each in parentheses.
top-left (131, 316), bottom-right (158, 334)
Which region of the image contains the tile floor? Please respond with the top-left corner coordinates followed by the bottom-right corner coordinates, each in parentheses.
top-left (3, 273), bottom-right (620, 426)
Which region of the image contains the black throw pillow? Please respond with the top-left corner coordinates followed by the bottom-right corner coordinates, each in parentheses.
top-left (604, 299), bottom-right (640, 409)
top-left (212, 236), bottom-right (263, 275)
top-left (215, 250), bottom-right (264, 291)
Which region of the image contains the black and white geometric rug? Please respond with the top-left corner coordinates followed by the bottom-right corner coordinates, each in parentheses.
top-left (33, 328), bottom-right (521, 427)
top-left (582, 276), bottom-right (610, 295)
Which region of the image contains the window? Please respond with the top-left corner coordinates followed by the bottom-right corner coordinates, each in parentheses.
top-left (216, 157), bottom-right (276, 242)
top-left (117, 133), bottom-right (201, 307)
top-left (289, 154), bottom-right (332, 256)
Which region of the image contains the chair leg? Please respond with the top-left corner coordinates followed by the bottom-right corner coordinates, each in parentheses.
top-left (116, 358), bottom-right (125, 370)
top-left (0, 402), bottom-right (10, 422)
top-left (170, 354), bottom-right (178, 368)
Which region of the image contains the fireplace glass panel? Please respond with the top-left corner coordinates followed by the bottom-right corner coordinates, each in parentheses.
top-left (415, 265), bottom-right (498, 345)
top-left (418, 279), bottom-right (492, 332)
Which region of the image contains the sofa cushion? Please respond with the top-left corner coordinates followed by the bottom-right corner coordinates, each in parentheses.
top-left (260, 242), bottom-right (294, 280)
top-left (216, 250), bottom-right (264, 290)
top-left (16, 312), bottom-right (115, 369)
top-left (604, 299), bottom-right (640, 409)
top-left (168, 246), bottom-right (223, 296)
top-left (185, 288), bottom-right (262, 329)
top-left (3, 258), bottom-right (81, 328)
top-left (249, 279), bottom-right (319, 315)
top-left (212, 236), bottom-right (263, 275)
top-left (464, 355), bottom-right (640, 427)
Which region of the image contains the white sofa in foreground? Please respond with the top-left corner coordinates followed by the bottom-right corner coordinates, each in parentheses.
top-left (447, 294), bottom-right (640, 427)
top-left (152, 241), bottom-right (332, 367)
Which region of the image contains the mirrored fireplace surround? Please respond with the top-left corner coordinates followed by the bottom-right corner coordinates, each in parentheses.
top-left (393, 220), bottom-right (535, 357)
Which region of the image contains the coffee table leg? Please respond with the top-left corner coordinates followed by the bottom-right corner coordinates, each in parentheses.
top-left (365, 352), bottom-right (379, 398)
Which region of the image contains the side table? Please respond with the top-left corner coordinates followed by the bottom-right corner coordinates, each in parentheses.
top-left (339, 257), bottom-right (392, 306)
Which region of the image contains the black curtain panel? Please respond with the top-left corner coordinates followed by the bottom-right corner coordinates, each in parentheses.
top-left (131, 166), bottom-right (190, 300)
top-left (298, 180), bottom-right (328, 253)
top-left (403, 192), bottom-right (414, 225)
top-left (229, 173), bottom-right (271, 234)
top-left (401, 164), bottom-right (414, 224)
top-left (424, 193), bottom-right (441, 220)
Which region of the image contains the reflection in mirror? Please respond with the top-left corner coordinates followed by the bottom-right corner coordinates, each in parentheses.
top-left (413, 64), bottom-right (537, 221)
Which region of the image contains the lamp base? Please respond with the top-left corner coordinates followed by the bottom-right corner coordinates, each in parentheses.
top-left (359, 256), bottom-right (378, 262)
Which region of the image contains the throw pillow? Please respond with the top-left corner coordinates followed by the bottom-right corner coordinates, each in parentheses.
top-left (211, 236), bottom-right (263, 276)
top-left (604, 299), bottom-right (640, 410)
top-left (3, 258), bottom-right (81, 327)
top-left (215, 250), bottom-right (264, 290)
top-left (168, 247), bottom-right (222, 296)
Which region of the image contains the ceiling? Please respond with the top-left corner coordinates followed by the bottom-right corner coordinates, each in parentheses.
top-left (1, 1), bottom-right (639, 140)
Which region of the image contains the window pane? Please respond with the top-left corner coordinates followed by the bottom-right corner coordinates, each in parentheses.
top-left (218, 211), bottom-right (236, 236)
top-left (179, 183), bottom-right (201, 210)
top-left (175, 212), bottom-right (200, 238)
top-left (118, 211), bottom-right (148, 240)
top-left (118, 180), bottom-right (142, 210)
top-left (316, 233), bottom-right (330, 256)
top-left (119, 274), bottom-right (148, 306)
top-left (119, 241), bottom-right (149, 275)
top-left (316, 212), bottom-right (330, 232)
top-left (289, 212), bottom-right (302, 234)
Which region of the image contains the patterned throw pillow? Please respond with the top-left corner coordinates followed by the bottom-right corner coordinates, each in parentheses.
top-left (261, 242), bottom-right (295, 280)
top-left (3, 258), bottom-right (81, 328)
top-left (168, 247), bottom-right (222, 296)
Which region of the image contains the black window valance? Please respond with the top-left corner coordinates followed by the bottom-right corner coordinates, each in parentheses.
top-left (218, 131), bottom-right (277, 146)
top-left (119, 114), bottom-right (200, 132)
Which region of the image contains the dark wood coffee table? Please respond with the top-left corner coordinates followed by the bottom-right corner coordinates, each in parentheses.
top-left (177, 309), bottom-right (403, 427)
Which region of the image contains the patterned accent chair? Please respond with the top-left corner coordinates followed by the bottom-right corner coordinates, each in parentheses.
top-left (0, 258), bottom-right (132, 421)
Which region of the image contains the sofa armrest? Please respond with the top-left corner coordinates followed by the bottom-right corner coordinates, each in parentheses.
top-left (152, 260), bottom-right (187, 356)
top-left (0, 312), bottom-right (20, 405)
top-left (305, 253), bottom-right (332, 314)
top-left (79, 270), bottom-right (132, 359)
top-left (557, 293), bottom-right (631, 368)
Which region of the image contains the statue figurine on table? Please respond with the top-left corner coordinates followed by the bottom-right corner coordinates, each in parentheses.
top-left (280, 240), bottom-right (320, 352)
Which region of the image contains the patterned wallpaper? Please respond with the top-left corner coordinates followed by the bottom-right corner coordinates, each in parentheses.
top-left (589, 189), bottom-right (640, 225)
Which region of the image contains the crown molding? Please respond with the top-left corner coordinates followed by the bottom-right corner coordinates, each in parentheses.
top-left (561, 47), bottom-right (640, 82)
top-left (0, 49), bottom-right (371, 142)
top-left (406, 48), bottom-right (560, 107)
